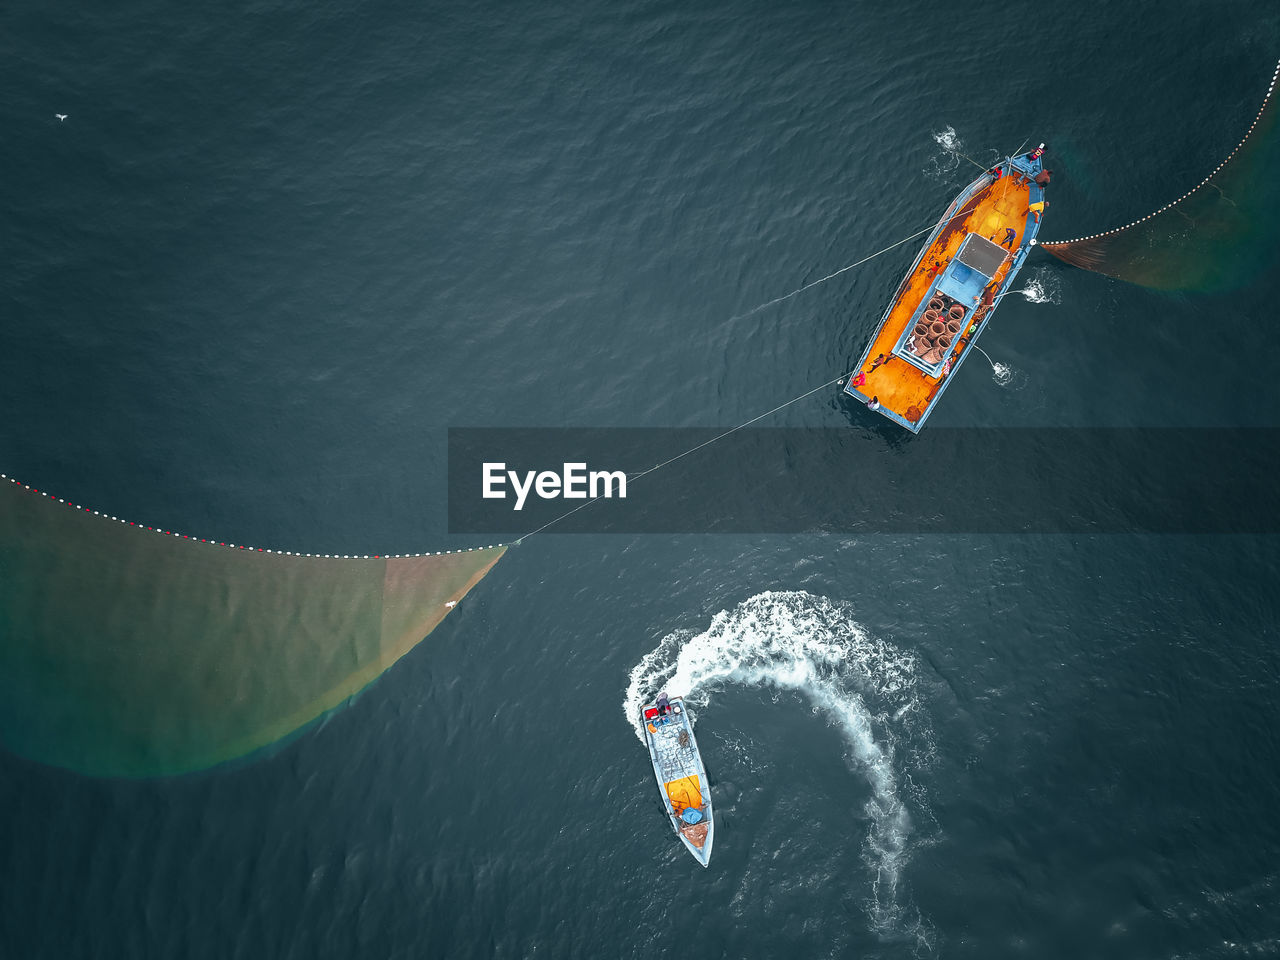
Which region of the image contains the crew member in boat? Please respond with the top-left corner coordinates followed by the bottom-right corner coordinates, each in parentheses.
top-left (1034, 169), bottom-right (1053, 187)
top-left (1028, 199), bottom-right (1048, 222)
top-left (656, 692), bottom-right (671, 716)
top-left (1012, 145), bottom-right (1047, 185)
top-left (971, 285), bottom-right (997, 321)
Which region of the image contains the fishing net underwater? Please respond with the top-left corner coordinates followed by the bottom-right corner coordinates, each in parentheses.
top-left (0, 477), bottom-right (505, 777)
top-left (624, 590), bottom-right (937, 946)
top-left (1041, 60), bottom-right (1280, 291)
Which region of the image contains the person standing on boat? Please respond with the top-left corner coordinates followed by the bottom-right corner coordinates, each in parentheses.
top-left (866, 396), bottom-right (880, 412)
top-left (971, 284), bottom-right (997, 321)
top-left (1000, 227), bottom-right (1016, 249)
top-left (1034, 169), bottom-right (1053, 188)
top-left (869, 353), bottom-right (888, 371)
top-left (1028, 199), bottom-right (1048, 222)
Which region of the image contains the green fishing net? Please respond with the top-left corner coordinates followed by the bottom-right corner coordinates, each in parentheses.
top-left (1041, 61), bottom-right (1280, 291)
top-left (0, 479), bottom-right (505, 777)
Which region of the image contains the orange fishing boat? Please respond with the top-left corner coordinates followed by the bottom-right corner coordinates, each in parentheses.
top-left (844, 146), bottom-right (1048, 431)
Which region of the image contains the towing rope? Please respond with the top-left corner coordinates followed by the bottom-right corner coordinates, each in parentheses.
top-left (515, 201), bottom-right (990, 540)
top-left (8, 169), bottom-right (1010, 551)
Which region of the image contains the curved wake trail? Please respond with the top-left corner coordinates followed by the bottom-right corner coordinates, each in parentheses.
top-left (624, 591), bottom-right (932, 940)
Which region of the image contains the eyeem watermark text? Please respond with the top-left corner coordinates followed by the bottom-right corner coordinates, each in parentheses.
top-left (482, 462), bottom-right (627, 511)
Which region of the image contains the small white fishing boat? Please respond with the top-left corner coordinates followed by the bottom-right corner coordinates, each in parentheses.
top-left (640, 692), bottom-right (714, 867)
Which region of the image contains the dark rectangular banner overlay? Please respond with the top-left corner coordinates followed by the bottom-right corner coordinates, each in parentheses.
top-left (448, 428), bottom-right (1280, 535)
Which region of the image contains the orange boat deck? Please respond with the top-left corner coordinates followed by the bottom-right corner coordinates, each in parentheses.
top-left (849, 170), bottom-right (1036, 429)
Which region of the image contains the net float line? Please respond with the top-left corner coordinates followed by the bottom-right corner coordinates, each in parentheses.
top-left (0, 473), bottom-right (504, 559)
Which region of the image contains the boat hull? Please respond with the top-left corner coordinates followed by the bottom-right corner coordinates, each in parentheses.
top-left (641, 697), bottom-right (714, 867)
top-left (844, 152), bottom-right (1047, 431)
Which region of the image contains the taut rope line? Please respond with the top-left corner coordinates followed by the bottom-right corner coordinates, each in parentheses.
top-left (5, 178), bottom-right (998, 553)
top-left (727, 202), bottom-right (979, 322)
top-left (952, 147), bottom-right (992, 174)
top-left (514, 374), bottom-right (849, 542)
top-left (516, 201), bottom-right (996, 541)
top-left (514, 198), bottom-right (1017, 540)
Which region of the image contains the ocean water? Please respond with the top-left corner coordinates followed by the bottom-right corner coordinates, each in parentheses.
top-left (2, 1), bottom-right (1279, 957)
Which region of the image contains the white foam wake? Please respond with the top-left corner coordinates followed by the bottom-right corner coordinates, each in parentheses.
top-left (1015, 266), bottom-right (1061, 305)
top-left (624, 591), bottom-right (931, 938)
top-left (932, 125), bottom-right (962, 153)
top-left (922, 125), bottom-right (966, 180)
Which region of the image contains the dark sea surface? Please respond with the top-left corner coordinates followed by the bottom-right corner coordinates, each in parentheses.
top-left (3, 1), bottom-right (1280, 957)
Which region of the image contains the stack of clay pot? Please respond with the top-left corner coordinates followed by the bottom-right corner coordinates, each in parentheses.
top-left (912, 299), bottom-right (967, 366)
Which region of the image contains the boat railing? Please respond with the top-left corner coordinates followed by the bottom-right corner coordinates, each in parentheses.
top-left (878, 167), bottom-right (996, 342)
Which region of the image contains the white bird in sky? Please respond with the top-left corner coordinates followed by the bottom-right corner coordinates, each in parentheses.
top-left (55, 114), bottom-right (67, 121)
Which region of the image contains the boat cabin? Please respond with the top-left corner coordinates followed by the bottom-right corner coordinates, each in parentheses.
top-left (894, 233), bottom-right (1008, 375)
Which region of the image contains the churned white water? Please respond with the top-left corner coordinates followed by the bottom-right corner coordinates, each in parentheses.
top-left (1016, 267), bottom-right (1062, 305)
top-left (623, 590), bottom-right (932, 937)
top-left (924, 125), bottom-right (966, 178)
